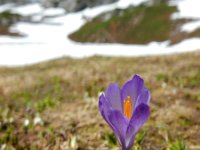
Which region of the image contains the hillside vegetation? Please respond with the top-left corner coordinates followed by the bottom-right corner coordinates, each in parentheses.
top-left (69, 3), bottom-right (200, 44)
top-left (0, 51), bottom-right (200, 149)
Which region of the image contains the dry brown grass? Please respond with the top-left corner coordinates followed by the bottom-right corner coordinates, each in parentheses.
top-left (0, 51), bottom-right (200, 149)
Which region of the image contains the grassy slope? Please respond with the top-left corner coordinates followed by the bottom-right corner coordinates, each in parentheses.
top-left (0, 52), bottom-right (200, 149)
top-left (69, 3), bottom-right (200, 45)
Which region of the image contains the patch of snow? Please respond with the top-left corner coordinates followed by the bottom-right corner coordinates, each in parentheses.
top-left (11, 3), bottom-right (43, 16)
top-left (117, 0), bottom-right (148, 9)
top-left (0, 0), bottom-right (200, 66)
top-left (171, 0), bottom-right (200, 19)
top-left (170, 0), bottom-right (200, 36)
top-left (43, 8), bottom-right (65, 16)
top-left (181, 20), bottom-right (200, 32)
top-left (31, 14), bottom-right (43, 22)
top-left (82, 0), bottom-right (148, 19)
top-left (170, 12), bottom-right (179, 20)
top-left (1, 36), bottom-right (200, 66)
top-left (0, 3), bottom-right (15, 13)
top-left (31, 8), bottom-right (66, 22)
top-left (82, 3), bottom-right (116, 19)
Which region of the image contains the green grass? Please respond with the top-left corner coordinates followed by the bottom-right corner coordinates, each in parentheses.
top-left (169, 139), bottom-right (188, 150)
top-left (103, 132), bottom-right (118, 148)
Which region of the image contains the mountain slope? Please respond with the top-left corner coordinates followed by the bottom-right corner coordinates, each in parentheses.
top-left (69, 3), bottom-right (200, 44)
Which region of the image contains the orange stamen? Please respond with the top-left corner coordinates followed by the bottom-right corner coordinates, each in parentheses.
top-left (123, 96), bottom-right (132, 120)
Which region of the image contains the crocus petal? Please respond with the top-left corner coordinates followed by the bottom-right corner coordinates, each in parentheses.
top-left (98, 93), bottom-right (112, 125)
top-left (134, 89), bottom-right (150, 109)
top-left (121, 75), bottom-right (145, 110)
top-left (126, 104), bottom-right (150, 149)
top-left (108, 110), bottom-right (129, 149)
top-left (99, 94), bottom-right (124, 144)
top-left (105, 83), bottom-right (123, 112)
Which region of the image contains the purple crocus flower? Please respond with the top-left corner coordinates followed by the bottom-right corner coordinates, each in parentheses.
top-left (98, 75), bottom-right (150, 150)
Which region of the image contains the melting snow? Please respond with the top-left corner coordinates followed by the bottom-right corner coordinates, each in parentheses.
top-left (181, 20), bottom-right (200, 32)
top-left (0, 0), bottom-right (200, 66)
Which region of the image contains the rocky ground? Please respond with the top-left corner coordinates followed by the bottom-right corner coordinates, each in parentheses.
top-left (0, 51), bottom-right (200, 149)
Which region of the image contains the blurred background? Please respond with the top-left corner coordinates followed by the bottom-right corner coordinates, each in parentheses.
top-left (0, 0), bottom-right (200, 149)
